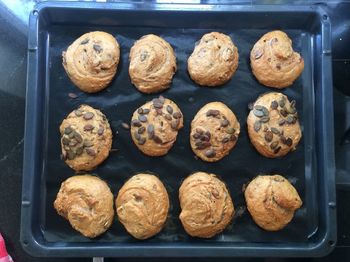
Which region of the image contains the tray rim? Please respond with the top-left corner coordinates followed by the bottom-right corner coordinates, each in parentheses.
top-left (21, 1), bottom-right (336, 257)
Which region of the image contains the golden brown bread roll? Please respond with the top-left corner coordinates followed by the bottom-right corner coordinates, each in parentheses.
top-left (188, 32), bottom-right (239, 86)
top-left (116, 173), bottom-right (169, 239)
top-left (190, 102), bottom-right (240, 162)
top-left (244, 174), bottom-right (302, 231)
top-left (54, 175), bottom-right (114, 238)
top-left (250, 30), bottom-right (304, 88)
top-left (179, 172), bottom-right (234, 238)
top-left (129, 34), bottom-right (176, 94)
top-left (59, 105), bottom-right (112, 171)
top-left (62, 31), bottom-right (120, 93)
top-left (247, 92), bottom-right (302, 158)
top-left (130, 96), bottom-right (183, 156)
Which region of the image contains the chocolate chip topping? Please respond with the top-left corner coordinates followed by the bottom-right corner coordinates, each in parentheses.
top-left (83, 112), bottom-right (94, 120)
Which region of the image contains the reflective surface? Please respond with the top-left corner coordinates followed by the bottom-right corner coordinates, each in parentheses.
top-left (0, 0), bottom-right (349, 261)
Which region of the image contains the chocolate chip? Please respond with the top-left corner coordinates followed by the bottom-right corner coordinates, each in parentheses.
top-left (254, 121), bottom-right (261, 132)
top-left (221, 119), bottom-right (229, 127)
top-left (131, 119), bottom-right (142, 127)
top-left (83, 112), bottom-right (94, 120)
top-left (147, 124), bottom-right (154, 139)
top-left (286, 137), bottom-right (293, 147)
top-left (260, 116), bottom-right (270, 123)
top-left (84, 124), bottom-right (94, 131)
top-left (137, 108), bottom-right (144, 114)
top-left (274, 146), bottom-right (282, 154)
top-left (261, 107), bottom-right (269, 116)
top-left (64, 126), bottom-right (73, 135)
top-left (153, 102), bottom-right (163, 109)
top-left (166, 105), bottom-right (173, 114)
top-left (270, 141), bottom-right (279, 150)
top-left (200, 135), bottom-right (210, 142)
top-left (173, 112), bottom-right (182, 119)
top-left (153, 135), bottom-right (162, 144)
top-left (206, 109), bottom-right (220, 117)
top-left (93, 44), bottom-right (102, 53)
top-left (280, 135), bottom-right (287, 144)
top-left (97, 127), bottom-right (104, 136)
top-left (86, 148), bottom-right (96, 156)
top-left (271, 100), bottom-right (278, 109)
top-left (204, 149), bottom-right (216, 158)
top-left (138, 115), bottom-right (147, 122)
top-left (158, 95), bottom-right (165, 104)
top-left (122, 122), bottom-right (130, 130)
top-left (74, 110), bottom-right (82, 117)
top-left (138, 126), bottom-right (146, 134)
top-left (205, 131), bottom-right (211, 139)
top-left (165, 114), bottom-right (172, 121)
top-left (171, 119), bottom-right (179, 130)
top-left (265, 131), bottom-right (273, 142)
top-left (276, 64), bottom-right (281, 70)
top-left (156, 109), bottom-right (163, 115)
top-left (271, 127), bottom-right (280, 135)
top-left (138, 137), bottom-right (146, 145)
top-left (80, 38), bottom-right (89, 45)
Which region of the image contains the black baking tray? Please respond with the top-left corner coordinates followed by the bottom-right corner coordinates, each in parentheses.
top-left (21, 1), bottom-right (336, 258)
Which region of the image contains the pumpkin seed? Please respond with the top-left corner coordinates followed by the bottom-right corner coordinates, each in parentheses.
top-left (173, 112), bottom-right (182, 119)
top-left (254, 121), bottom-right (261, 132)
top-left (76, 147), bottom-right (83, 155)
top-left (278, 119), bottom-right (285, 126)
top-left (80, 38), bottom-right (89, 45)
top-left (226, 127), bottom-right (235, 134)
top-left (286, 115), bottom-right (295, 124)
top-left (254, 50), bottom-right (263, 59)
top-left (260, 116), bottom-right (270, 123)
top-left (271, 127), bottom-right (280, 135)
top-left (253, 109), bottom-right (264, 117)
top-left (74, 110), bottom-right (82, 117)
top-left (138, 115), bottom-right (147, 122)
top-left (134, 131), bottom-right (141, 141)
top-left (280, 109), bottom-right (288, 117)
top-left (83, 140), bottom-right (93, 147)
top-left (137, 108), bottom-right (144, 114)
top-left (264, 131), bottom-right (273, 142)
top-left (64, 126), bottom-right (73, 135)
top-left (270, 141), bottom-right (279, 150)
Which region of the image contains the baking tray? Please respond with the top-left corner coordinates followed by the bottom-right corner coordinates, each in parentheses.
top-left (21, 1), bottom-right (336, 257)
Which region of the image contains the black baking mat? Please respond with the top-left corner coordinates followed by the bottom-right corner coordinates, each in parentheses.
top-left (43, 25), bottom-right (311, 244)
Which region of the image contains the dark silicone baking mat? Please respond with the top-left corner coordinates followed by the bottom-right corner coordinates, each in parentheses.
top-left (43, 26), bottom-right (312, 244)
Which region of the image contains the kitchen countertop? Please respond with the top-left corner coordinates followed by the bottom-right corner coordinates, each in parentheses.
top-left (0, 1), bottom-right (349, 261)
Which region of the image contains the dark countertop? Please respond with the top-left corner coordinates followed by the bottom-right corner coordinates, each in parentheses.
top-left (0, 1), bottom-right (349, 261)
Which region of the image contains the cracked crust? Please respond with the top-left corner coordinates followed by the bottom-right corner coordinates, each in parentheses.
top-left (54, 175), bottom-right (114, 238)
top-left (130, 96), bottom-right (183, 156)
top-left (129, 34), bottom-right (177, 94)
top-left (62, 31), bottom-right (120, 93)
top-left (116, 173), bottom-right (169, 239)
top-left (244, 175), bottom-right (302, 231)
top-left (179, 172), bottom-right (234, 238)
top-left (59, 105), bottom-right (112, 171)
top-left (247, 92), bottom-right (302, 158)
top-left (188, 32), bottom-right (239, 86)
top-left (190, 102), bottom-right (240, 162)
top-left (250, 30), bottom-right (304, 88)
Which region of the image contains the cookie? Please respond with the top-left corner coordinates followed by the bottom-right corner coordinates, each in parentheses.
top-left (60, 105), bottom-right (112, 171)
top-left (129, 34), bottom-right (177, 94)
top-left (247, 92), bottom-right (302, 158)
top-left (188, 32), bottom-right (239, 86)
top-left (179, 172), bottom-right (234, 238)
top-left (130, 96), bottom-right (183, 156)
top-left (190, 102), bottom-right (240, 162)
top-left (62, 31), bottom-right (120, 93)
top-left (116, 173), bottom-right (169, 239)
top-left (250, 30), bottom-right (304, 88)
top-left (54, 175), bottom-right (114, 238)
top-left (244, 174), bottom-right (302, 231)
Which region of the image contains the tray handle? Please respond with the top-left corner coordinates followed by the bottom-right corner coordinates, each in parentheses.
top-left (93, 258), bottom-right (104, 262)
